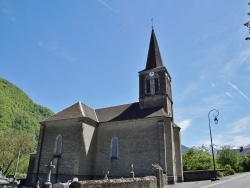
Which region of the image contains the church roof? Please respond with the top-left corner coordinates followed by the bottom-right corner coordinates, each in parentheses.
top-left (145, 28), bottom-right (164, 70)
top-left (42, 102), bottom-right (169, 123)
top-left (42, 101), bottom-right (98, 122)
top-left (96, 102), bottom-right (169, 122)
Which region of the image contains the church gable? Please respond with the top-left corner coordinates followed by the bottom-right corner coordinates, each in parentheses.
top-left (42, 101), bottom-right (98, 122)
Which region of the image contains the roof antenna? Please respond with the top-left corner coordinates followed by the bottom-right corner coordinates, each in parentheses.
top-left (151, 18), bottom-right (154, 29)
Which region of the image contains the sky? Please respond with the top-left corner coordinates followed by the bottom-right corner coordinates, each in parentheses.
top-left (1, 0), bottom-right (250, 148)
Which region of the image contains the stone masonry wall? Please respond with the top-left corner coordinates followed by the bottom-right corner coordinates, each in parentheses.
top-left (32, 118), bottom-right (97, 185)
top-left (69, 176), bottom-right (157, 188)
top-left (94, 117), bottom-right (166, 178)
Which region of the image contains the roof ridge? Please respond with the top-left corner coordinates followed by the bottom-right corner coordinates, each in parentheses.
top-left (96, 102), bottom-right (138, 110)
top-left (94, 109), bottom-right (99, 122)
top-left (79, 101), bottom-right (86, 117)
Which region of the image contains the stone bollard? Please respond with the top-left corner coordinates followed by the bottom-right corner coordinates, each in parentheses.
top-left (103, 170), bottom-right (109, 180)
top-left (129, 163), bottom-right (135, 178)
top-left (129, 171), bottom-right (135, 178)
top-left (150, 164), bottom-right (164, 188)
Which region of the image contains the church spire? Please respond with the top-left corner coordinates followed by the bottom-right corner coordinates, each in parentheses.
top-left (145, 28), bottom-right (164, 70)
top-left (139, 28), bottom-right (173, 112)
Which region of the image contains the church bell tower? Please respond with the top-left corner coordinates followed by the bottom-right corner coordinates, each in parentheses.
top-left (139, 28), bottom-right (173, 116)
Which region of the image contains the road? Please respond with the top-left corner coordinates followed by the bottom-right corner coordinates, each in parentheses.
top-left (165, 172), bottom-right (250, 188)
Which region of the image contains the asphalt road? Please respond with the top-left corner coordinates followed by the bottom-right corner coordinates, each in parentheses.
top-left (165, 172), bottom-right (250, 188)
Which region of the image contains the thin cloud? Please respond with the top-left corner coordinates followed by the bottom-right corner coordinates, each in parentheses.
top-left (213, 134), bottom-right (250, 146)
top-left (211, 83), bottom-right (215, 87)
top-left (178, 83), bottom-right (198, 101)
top-left (225, 92), bottom-right (234, 99)
top-left (230, 116), bottom-right (250, 134)
top-left (203, 94), bottom-right (230, 107)
top-left (211, 116), bottom-right (250, 146)
top-left (227, 82), bottom-right (250, 101)
top-left (38, 41), bottom-right (58, 51)
top-left (97, 0), bottom-right (119, 14)
top-left (222, 47), bottom-right (250, 78)
top-left (2, 9), bottom-right (15, 22)
top-left (62, 52), bottom-right (76, 63)
top-left (38, 41), bottom-right (76, 63)
top-left (178, 119), bottom-right (192, 132)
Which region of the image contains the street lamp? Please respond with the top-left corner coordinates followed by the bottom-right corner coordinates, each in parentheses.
top-left (208, 109), bottom-right (219, 181)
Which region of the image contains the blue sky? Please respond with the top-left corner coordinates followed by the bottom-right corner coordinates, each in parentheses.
top-left (1, 0), bottom-right (250, 148)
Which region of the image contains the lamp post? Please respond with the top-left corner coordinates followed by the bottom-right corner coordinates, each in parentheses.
top-left (208, 109), bottom-right (219, 181)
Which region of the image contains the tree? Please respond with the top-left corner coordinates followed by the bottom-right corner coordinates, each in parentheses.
top-left (216, 149), bottom-right (239, 171)
top-left (182, 149), bottom-right (213, 171)
top-left (0, 128), bottom-right (36, 177)
top-left (244, 1), bottom-right (250, 40)
top-left (238, 156), bottom-right (250, 172)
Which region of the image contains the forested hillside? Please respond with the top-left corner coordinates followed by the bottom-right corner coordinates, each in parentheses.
top-left (0, 78), bottom-right (54, 177)
top-left (0, 77), bottom-right (54, 137)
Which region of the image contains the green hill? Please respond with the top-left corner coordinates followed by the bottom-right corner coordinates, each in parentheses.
top-left (0, 77), bottom-right (54, 138)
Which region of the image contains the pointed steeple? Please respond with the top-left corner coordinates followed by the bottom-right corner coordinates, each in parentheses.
top-left (139, 28), bottom-right (173, 112)
top-left (145, 28), bottom-right (164, 70)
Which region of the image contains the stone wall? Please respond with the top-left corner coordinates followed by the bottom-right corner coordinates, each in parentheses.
top-left (69, 176), bottom-right (157, 188)
top-left (183, 170), bottom-right (220, 182)
top-left (32, 118), bottom-right (98, 185)
top-left (94, 118), bottom-right (165, 178)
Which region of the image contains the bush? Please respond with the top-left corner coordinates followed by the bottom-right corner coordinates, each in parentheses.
top-left (216, 149), bottom-right (239, 171)
top-left (216, 171), bottom-right (224, 178)
top-left (182, 149), bottom-right (213, 171)
top-left (238, 157), bottom-right (250, 172)
top-left (224, 165), bottom-right (235, 175)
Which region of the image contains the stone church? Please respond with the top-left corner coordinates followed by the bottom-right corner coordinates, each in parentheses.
top-left (27, 28), bottom-right (183, 186)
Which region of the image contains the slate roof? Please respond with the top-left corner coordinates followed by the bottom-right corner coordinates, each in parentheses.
top-left (96, 102), bottom-right (169, 122)
top-left (42, 101), bottom-right (169, 123)
top-left (145, 28), bottom-right (164, 70)
top-left (42, 101), bottom-right (98, 122)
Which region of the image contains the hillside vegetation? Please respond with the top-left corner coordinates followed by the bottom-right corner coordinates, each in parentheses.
top-left (0, 77), bottom-right (54, 137)
top-left (0, 77), bottom-right (54, 176)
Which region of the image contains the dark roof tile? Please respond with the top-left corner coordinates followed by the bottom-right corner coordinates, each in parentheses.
top-left (96, 102), bottom-right (169, 122)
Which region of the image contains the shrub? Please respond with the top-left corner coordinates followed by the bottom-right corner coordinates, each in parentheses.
top-left (182, 149), bottom-right (213, 171)
top-left (216, 149), bottom-right (239, 171)
top-left (216, 171), bottom-right (224, 178)
top-left (224, 165), bottom-right (235, 175)
top-left (238, 157), bottom-right (250, 172)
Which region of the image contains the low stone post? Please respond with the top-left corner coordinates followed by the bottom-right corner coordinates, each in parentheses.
top-left (129, 163), bottom-right (135, 178)
top-left (44, 161), bottom-right (55, 188)
top-left (150, 164), bottom-right (164, 188)
top-left (103, 170), bottom-right (109, 180)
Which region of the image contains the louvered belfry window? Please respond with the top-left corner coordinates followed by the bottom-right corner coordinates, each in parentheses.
top-left (145, 74), bottom-right (160, 95)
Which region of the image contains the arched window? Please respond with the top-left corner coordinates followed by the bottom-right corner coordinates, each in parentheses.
top-left (54, 135), bottom-right (62, 157)
top-left (145, 74), bottom-right (160, 95)
top-left (110, 137), bottom-right (118, 159)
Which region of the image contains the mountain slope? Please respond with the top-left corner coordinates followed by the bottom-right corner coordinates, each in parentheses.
top-left (0, 77), bottom-right (54, 137)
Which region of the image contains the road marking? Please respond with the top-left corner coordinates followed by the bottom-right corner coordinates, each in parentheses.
top-left (200, 173), bottom-right (250, 188)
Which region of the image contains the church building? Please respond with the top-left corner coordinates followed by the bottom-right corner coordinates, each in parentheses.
top-left (28, 28), bottom-right (183, 186)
